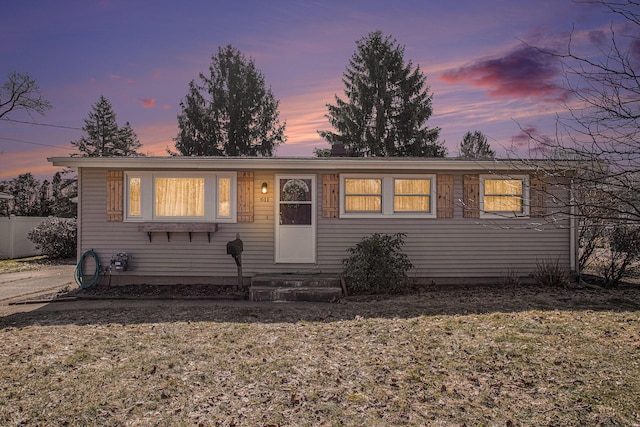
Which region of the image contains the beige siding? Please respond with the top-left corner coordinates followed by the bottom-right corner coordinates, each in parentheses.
top-left (79, 168), bottom-right (572, 283)
top-left (316, 174), bottom-right (571, 279)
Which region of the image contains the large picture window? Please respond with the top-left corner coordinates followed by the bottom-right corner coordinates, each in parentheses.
top-left (340, 174), bottom-right (436, 218)
top-left (125, 172), bottom-right (236, 222)
top-left (480, 175), bottom-right (529, 217)
top-left (155, 177), bottom-right (205, 217)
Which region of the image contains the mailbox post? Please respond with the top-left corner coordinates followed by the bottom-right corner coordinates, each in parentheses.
top-left (226, 233), bottom-right (244, 290)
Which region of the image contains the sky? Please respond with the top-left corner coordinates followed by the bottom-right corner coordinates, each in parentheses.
top-left (0, 0), bottom-right (629, 180)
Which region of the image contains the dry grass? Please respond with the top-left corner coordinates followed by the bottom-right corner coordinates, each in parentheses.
top-left (0, 256), bottom-right (49, 274)
top-left (0, 256), bottom-right (72, 274)
top-left (1, 285), bottom-right (640, 426)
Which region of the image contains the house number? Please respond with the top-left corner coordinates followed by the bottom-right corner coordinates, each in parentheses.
top-left (260, 197), bottom-right (271, 202)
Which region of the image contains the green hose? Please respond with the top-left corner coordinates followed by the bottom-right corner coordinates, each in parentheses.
top-left (75, 249), bottom-right (102, 288)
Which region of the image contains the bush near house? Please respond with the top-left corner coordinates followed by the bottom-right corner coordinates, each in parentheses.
top-left (600, 224), bottom-right (640, 287)
top-left (27, 217), bottom-right (77, 259)
top-left (342, 232), bottom-right (413, 295)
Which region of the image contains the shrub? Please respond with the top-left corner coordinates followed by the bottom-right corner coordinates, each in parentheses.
top-left (600, 225), bottom-right (640, 287)
top-left (28, 217), bottom-right (77, 259)
top-left (532, 257), bottom-right (570, 287)
top-left (342, 233), bottom-right (413, 295)
top-left (501, 266), bottom-right (521, 287)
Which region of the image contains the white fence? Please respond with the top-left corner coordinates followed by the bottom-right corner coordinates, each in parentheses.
top-left (0, 216), bottom-right (46, 259)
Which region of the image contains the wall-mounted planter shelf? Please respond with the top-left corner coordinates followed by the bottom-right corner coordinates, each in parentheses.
top-left (137, 223), bottom-right (219, 242)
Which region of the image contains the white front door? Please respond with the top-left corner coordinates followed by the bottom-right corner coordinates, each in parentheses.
top-left (275, 175), bottom-right (316, 263)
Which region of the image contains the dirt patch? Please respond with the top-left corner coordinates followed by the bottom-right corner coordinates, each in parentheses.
top-left (70, 283), bottom-right (245, 300)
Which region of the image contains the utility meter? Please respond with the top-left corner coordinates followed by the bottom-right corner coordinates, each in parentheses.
top-left (110, 252), bottom-right (130, 272)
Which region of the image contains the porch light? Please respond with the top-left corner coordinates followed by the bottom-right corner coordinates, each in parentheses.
top-left (261, 182), bottom-right (268, 194)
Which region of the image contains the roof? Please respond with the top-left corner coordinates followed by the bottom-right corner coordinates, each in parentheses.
top-left (48, 156), bottom-right (578, 173)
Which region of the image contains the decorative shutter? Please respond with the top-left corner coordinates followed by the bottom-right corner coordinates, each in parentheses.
top-left (237, 171), bottom-right (254, 222)
top-left (322, 174), bottom-right (340, 218)
top-left (463, 174), bottom-right (480, 218)
top-left (106, 170), bottom-right (124, 222)
top-left (437, 174), bottom-right (454, 218)
top-left (529, 174), bottom-right (547, 218)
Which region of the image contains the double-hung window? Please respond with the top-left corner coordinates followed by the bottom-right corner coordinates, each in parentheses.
top-left (341, 174), bottom-right (436, 218)
top-left (125, 172), bottom-right (237, 222)
top-left (479, 175), bottom-right (529, 218)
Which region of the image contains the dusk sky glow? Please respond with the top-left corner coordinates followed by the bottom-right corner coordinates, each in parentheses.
top-left (0, 0), bottom-right (629, 180)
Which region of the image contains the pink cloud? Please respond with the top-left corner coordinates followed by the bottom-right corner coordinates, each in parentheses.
top-left (162, 103), bottom-right (171, 110)
top-left (109, 74), bottom-right (135, 84)
top-left (440, 46), bottom-right (569, 102)
top-left (141, 98), bottom-right (156, 108)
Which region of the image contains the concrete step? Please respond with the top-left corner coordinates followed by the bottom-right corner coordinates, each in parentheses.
top-left (249, 286), bottom-right (343, 302)
top-left (251, 275), bottom-right (341, 289)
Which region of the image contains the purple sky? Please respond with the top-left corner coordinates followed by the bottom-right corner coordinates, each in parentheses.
top-left (0, 0), bottom-right (625, 180)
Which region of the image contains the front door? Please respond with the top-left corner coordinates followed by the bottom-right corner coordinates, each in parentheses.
top-left (275, 175), bottom-right (316, 263)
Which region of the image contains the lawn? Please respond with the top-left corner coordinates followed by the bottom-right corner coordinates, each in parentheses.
top-left (1, 285), bottom-right (639, 426)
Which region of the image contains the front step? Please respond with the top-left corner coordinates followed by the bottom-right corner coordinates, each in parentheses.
top-left (249, 275), bottom-right (343, 302)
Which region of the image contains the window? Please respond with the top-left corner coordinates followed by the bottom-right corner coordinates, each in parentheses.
top-left (125, 172), bottom-right (236, 222)
top-left (394, 179), bottom-right (431, 212)
top-left (155, 177), bottom-right (205, 217)
top-left (279, 178), bottom-right (313, 225)
top-left (128, 176), bottom-right (142, 217)
top-left (480, 175), bottom-right (529, 217)
top-left (344, 178), bottom-right (382, 213)
top-left (341, 174), bottom-right (436, 218)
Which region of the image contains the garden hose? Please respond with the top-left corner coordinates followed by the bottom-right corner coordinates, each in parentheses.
top-left (75, 249), bottom-right (102, 288)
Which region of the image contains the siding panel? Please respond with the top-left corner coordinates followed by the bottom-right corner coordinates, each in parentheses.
top-left (80, 168), bottom-right (572, 282)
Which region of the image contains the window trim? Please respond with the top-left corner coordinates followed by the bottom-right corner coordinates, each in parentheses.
top-left (340, 174), bottom-right (437, 218)
top-left (479, 174), bottom-right (529, 218)
top-left (124, 171), bottom-right (237, 223)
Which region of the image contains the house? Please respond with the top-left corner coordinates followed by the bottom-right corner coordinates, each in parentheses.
top-left (48, 156), bottom-right (579, 292)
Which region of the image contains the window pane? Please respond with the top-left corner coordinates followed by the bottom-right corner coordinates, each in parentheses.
top-left (485, 196), bottom-right (522, 212)
top-left (484, 179), bottom-right (522, 195)
top-left (279, 203), bottom-right (312, 225)
top-left (345, 179), bottom-right (381, 195)
top-left (394, 195), bottom-right (430, 212)
top-left (345, 195), bottom-right (381, 212)
top-left (394, 179), bottom-right (430, 195)
top-left (394, 179), bottom-right (431, 212)
top-left (218, 177), bottom-right (231, 218)
top-left (128, 177), bottom-right (141, 216)
top-left (155, 177), bottom-right (205, 217)
top-left (280, 179), bottom-right (312, 202)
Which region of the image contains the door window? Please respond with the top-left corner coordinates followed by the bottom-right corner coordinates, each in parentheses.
top-left (279, 178), bottom-right (312, 225)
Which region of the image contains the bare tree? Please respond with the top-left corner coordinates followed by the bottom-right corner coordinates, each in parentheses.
top-left (521, 1), bottom-right (640, 224)
top-left (0, 72), bottom-right (52, 119)
top-left (518, 1), bottom-right (640, 283)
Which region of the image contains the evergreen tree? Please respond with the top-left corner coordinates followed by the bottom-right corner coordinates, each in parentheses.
top-left (71, 96), bottom-right (143, 157)
top-left (172, 45), bottom-right (286, 156)
top-left (5, 173), bottom-right (39, 216)
top-left (51, 171), bottom-right (77, 217)
top-left (458, 131), bottom-right (495, 159)
top-left (319, 31), bottom-right (444, 157)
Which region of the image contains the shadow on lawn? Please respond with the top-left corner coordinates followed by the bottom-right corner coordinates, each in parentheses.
top-left (1, 283), bottom-right (639, 329)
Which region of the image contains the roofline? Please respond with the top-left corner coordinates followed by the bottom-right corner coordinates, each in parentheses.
top-left (48, 156), bottom-right (575, 172)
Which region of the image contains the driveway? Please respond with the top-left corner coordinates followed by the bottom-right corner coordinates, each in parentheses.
top-left (0, 264), bottom-right (76, 304)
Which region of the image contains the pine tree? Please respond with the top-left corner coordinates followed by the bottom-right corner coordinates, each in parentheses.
top-left (71, 96), bottom-right (143, 157)
top-left (458, 131), bottom-right (495, 159)
top-left (319, 31), bottom-right (444, 157)
top-left (172, 45), bottom-right (286, 157)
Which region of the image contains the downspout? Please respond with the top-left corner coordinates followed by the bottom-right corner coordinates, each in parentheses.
top-left (569, 177), bottom-right (578, 277)
top-left (76, 167), bottom-right (82, 261)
